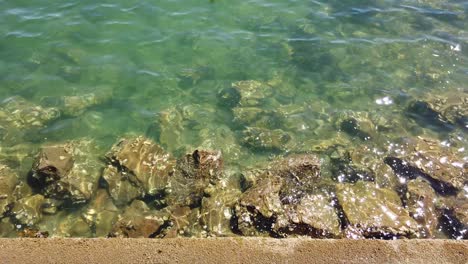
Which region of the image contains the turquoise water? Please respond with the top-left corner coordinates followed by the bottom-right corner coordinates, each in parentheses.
top-left (0, 0), bottom-right (467, 238)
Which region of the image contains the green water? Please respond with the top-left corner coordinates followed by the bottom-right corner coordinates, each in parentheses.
top-left (0, 0), bottom-right (467, 238)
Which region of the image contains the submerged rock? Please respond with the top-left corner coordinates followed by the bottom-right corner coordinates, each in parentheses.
top-left (327, 145), bottom-right (398, 189)
top-left (151, 104), bottom-right (218, 154)
top-left (242, 127), bottom-right (291, 151)
top-left (270, 154), bottom-right (322, 204)
top-left (102, 165), bottom-right (145, 206)
top-left (161, 205), bottom-right (201, 238)
top-left (197, 125), bottom-right (242, 162)
top-left (336, 181), bottom-right (418, 238)
top-left (109, 200), bottom-right (167, 238)
top-left (233, 107), bottom-right (284, 129)
top-left (82, 189), bottom-right (119, 237)
top-left (153, 107), bottom-right (184, 153)
top-left (0, 96), bottom-right (60, 131)
top-left (18, 227), bottom-right (49, 238)
top-left (406, 179), bottom-right (438, 238)
top-left (56, 212), bottom-right (92, 237)
top-left (235, 155), bottom-right (340, 237)
top-left (0, 143), bottom-right (38, 177)
top-left (31, 139), bottom-right (103, 203)
top-left (41, 85), bottom-right (113, 117)
top-left (106, 136), bottom-right (175, 196)
top-left (167, 149), bottom-right (223, 207)
top-left (384, 136), bottom-right (466, 194)
top-left (275, 194), bottom-right (341, 237)
top-left (407, 88), bottom-right (467, 130)
top-left (41, 198), bottom-right (62, 215)
top-left (0, 164), bottom-right (19, 217)
top-left (0, 218), bottom-right (15, 237)
top-left (201, 179), bottom-right (242, 237)
top-left (437, 192), bottom-right (468, 239)
top-left (0, 96), bottom-right (60, 144)
top-left (235, 174), bottom-right (283, 236)
top-left (231, 80), bottom-right (273, 107)
top-left (11, 194), bottom-right (45, 226)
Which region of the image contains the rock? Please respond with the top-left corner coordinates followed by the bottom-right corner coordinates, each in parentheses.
top-left (41, 198), bottom-right (63, 215)
top-left (0, 96), bottom-right (60, 144)
top-left (56, 212), bottom-right (92, 237)
top-left (41, 85), bottom-right (113, 117)
top-left (11, 194), bottom-right (45, 226)
top-left (197, 125), bottom-right (242, 162)
top-left (167, 149), bottom-right (223, 207)
top-left (0, 218), bottom-right (15, 237)
top-left (327, 146), bottom-right (398, 189)
top-left (437, 191), bottom-right (468, 239)
top-left (18, 228), bottom-right (49, 238)
top-left (235, 174), bottom-right (283, 236)
top-left (0, 143), bottom-right (38, 176)
top-left (453, 193), bottom-right (468, 229)
top-left (269, 154), bottom-right (322, 204)
top-left (31, 139), bottom-right (103, 203)
top-left (200, 181), bottom-right (241, 237)
top-left (109, 200), bottom-right (167, 238)
top-left (177, 149), bottom-right (223, 183)
top-left (154, 107), bottom-right (184, 153)
top-left (334, 111), bottom-right (404, 142)
top-left (231, 80), bottom-right (273, 107)
top-left (82, 189), bottom-right (119, 237)
top-left (384, 136), bottom-right (466, 193)
top-left (106, 136), bottom-right (175, 196)
top-left (0, 96), bottom-right (60, 131)
top-left (102, 165), bottom-right (145, 206)
top-left (217, 87), bottom-right (241, 108)
top-left (275, 194), bottom-right (341, 237)
top-left (407, 88), bottom-right (467, 130)
top-left (177, 65), bottom-right (215, 87)
top-left (242, 127), bottom-right (291, 151)
top-left (0, 164), bottom-right (19, 217)
top-left (232, 107), bottom-right (284, 129)
top-left (162, 205), bottom-right (201, 238)
top-left (336, 181), bottom-right (418, 238)
top-left (235, 158), bottom-right (340, 238)
top-left (233, 154), bottom-right (341, 237)
top-left (406, 179), bottom-right (438, 238)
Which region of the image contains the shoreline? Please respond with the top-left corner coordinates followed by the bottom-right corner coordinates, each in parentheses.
top-left (0, 238), bottom-right (467, 263)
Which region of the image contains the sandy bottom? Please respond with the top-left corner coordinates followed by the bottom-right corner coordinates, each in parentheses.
top-left (0, 238), bottom-right (467, 263)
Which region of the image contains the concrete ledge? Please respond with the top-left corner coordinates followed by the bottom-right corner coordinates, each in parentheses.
top-left (0, 238), bottom-right (467, 264)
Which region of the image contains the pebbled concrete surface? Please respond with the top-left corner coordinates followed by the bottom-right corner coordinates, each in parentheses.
top-left (0, 238), bottom-right (467, 264)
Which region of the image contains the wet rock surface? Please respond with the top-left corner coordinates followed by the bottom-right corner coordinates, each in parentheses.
top-left (0, 96), bottom-right (60, 144)
top-left (31, 139), bottom-right (103, 203)
top-left (11, 194), bottom-right (45, 226)
top-left (0, 88), bottom-right (466, 240)
top-left (0, 164), bottom-right (19, 217)
top-left (109, 200), bottom-right (166, 238)
top-left (106, 136), bottom-right (175, 196)
top-left (407, 88), bottom-right (467, 131)
top-left (166, 149), bottom-right (223, 207)
top-left (242, 127), bottom-right (292, 151)
top-left (406, 179), bottom-right (438, 238)
top-left (234, 155), bottom-right (342, 238)
top-left (384, 136), bottom-right (466, 193)
top-left (336, 181), bottom-right (418, 238)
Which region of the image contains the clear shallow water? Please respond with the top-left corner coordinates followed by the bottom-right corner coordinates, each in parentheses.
top-left (0, 0), bottom-right (467, 238)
